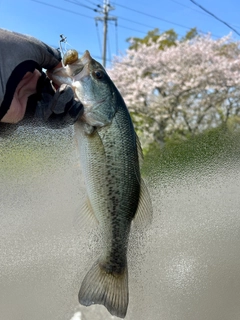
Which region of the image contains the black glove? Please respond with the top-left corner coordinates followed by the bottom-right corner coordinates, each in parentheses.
top-left (0, 77), bottom-right (83, 136)
top-left (34, 74), bottom-right (84, 128)
top-left (0, 29), bottom-right (83, 128)
top-left (0, 28), bottom-right (62, 122)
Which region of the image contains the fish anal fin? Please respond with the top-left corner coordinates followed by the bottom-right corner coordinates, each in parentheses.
top-left (74, 196), bottom-right (98, 229)
top-left (133, 178), bottom-right (153, 229)
top-left (79, 259), bottom-right (128, 318)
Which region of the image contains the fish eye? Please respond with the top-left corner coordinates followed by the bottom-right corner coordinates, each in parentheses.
top-left (93, 70), bottom-right (105, 80)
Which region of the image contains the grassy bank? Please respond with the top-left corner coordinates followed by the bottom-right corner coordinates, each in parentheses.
top-left (141, 125), bottom-right (240, 177)
top-left (1, 124), bottom-right (240, 180)
top-left (0, 126), bottom-right (74, 177)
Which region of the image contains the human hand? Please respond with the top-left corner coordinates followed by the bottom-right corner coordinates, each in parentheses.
top-left (34, 77), bottom-right (84, 128)
top-left (0, 29), bottom-right (61, 124)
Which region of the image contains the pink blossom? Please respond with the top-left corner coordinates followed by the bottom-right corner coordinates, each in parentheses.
top-left (108, 34), bottom-right (240, 147)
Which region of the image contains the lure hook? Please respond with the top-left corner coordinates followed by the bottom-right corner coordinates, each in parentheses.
top-left (59, 34), bottom-right (67, 57)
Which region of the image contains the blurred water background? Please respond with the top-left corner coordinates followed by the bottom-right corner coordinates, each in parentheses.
top-left (1, 124), bottom-right (240, 320)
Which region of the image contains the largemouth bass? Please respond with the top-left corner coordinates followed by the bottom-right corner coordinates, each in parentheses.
top-left (47, 50), bottom-right (152, 318)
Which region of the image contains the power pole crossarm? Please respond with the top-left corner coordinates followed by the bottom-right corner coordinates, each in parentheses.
top-left (95, 0), bottom-right (117, 67)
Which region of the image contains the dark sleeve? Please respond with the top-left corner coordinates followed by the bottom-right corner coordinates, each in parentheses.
top-left (0, 28), bottom-right (62, 120)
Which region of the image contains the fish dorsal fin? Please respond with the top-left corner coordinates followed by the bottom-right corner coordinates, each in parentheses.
top-left (136, 133), bottom-right (144, 167)
top-left (133, 178), bottom-right (153, 228)
top-left (74, 196), bottom-right (99, 229)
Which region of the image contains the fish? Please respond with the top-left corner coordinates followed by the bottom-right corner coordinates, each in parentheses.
top-left (47, 50), bottom-right (152, 318)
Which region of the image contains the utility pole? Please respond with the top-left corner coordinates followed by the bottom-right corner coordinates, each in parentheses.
top-left (95, 0), bottom-right (117, 67)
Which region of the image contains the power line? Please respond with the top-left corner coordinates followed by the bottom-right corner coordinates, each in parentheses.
top-left (95, 0), bottom-right (117, 67)
top-left (32, 0), bottom-right (221, 41)
top-left (31, 0), bottom-right (94, 19)
top-left (190, 0), bottom-right (240, 37)
top-left (68, 0), bottom-right (117, 67)
top-left (116, 14), bottom-right (162, 30)
top-left (115, 14), bottom-right (195, 38)
top-left (114, 3), bottom-right (196, 31)
top-left (115, 22), bottom-right (119, 54)
top-left (64, 0), bottom-right (98, 12)
top-left (107, 32), bottom-right (111, 61)
top-left (95, 20), bottom-right (102, 56)
top-left (82, 0), bottom-right (99, 6)
top-left (108, 21), bottom-right (185, 38)
top-left (32, 0), bottom-right (222, 57)
top-left (168, 0), bottom-right (209, 16)
top-left (31, 0), bottom-right (151, 37)
top-left (67, 0), bottom-right (183, 35)
top-left (114, 2), bottom-right (222, 38)
top-left (111, 22), bottom-right (147, 35)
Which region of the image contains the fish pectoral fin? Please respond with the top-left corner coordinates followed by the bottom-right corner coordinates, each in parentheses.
top-left (133, 178), bottom-right (153, 228)
top-left (79, 259), bottom-right (128, 318)
top-left (74, 196), bottom-right (99, 229)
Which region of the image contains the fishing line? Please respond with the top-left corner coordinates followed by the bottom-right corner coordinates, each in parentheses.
top-left (59, 34), bottom-right (74, 66)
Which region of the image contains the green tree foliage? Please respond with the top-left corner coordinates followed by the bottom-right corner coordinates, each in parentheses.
top-left (180, 27), bottom-right (198, 42)
top-left (127, 27), bottom-right (198, 50)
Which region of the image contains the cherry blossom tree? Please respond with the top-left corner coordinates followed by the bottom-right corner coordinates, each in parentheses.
top-left (108, 34), bottom-right (240, 148)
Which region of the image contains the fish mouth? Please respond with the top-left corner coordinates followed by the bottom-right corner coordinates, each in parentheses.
top-left (79, 50), bottom-right (92, 65)
top-left (67, 50), bottom-right (92, 76)
top-left (48, 50), bottom-right (92, 81)
top-left (72, 51), bottom-right (93, 79)
top-left (50, 66), bottom-right (67, 75)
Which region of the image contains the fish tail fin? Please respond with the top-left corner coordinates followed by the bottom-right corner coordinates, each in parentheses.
top-left (78, 259), bottom-right (128, 318)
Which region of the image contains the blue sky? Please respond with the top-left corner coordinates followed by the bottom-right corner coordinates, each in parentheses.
top-left (1, 0), bottom-right (240, 67)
